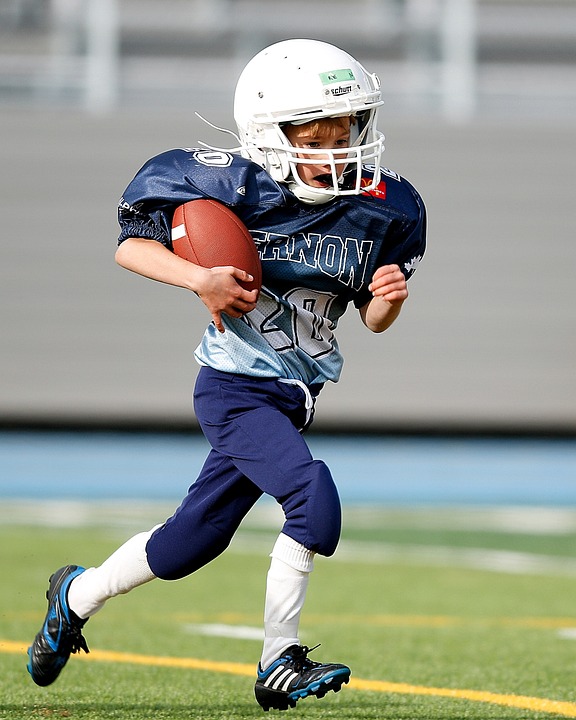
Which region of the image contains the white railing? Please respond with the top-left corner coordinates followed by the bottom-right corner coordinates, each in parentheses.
top-left (0, 0), bottom-right (574, 121)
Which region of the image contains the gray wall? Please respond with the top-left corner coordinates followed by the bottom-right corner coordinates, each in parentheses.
top-left (1, 108), bottom-right (574, 432)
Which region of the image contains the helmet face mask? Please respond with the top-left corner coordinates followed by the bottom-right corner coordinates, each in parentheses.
top-left (281, 116), bottom-right (385, 200)
top-left (233, 39), bottom-right (385, 204)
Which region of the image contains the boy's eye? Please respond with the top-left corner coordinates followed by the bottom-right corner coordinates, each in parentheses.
top-left (303, 138), bottom-right (349, 149)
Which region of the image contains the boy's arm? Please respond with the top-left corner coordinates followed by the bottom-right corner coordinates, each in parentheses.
top-left (115, 237), bottom-right (258, 332)
top-left (358, 264), bottom-right (408, 333)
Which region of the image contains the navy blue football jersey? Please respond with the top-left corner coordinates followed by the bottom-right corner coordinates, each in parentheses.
top-left (118, 149), bottom-right (426, 385)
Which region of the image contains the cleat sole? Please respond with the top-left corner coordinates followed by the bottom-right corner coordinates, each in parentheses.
top-left (256, 668), bottom-right (350, 711)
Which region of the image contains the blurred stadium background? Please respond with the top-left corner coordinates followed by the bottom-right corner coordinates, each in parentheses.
top-left (1, 0), bottom-right (575, 435)
top-left (3, 11), bottom-right (576, 713)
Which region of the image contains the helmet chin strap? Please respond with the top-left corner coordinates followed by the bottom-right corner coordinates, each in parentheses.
top-left (287, 181), bottom-right (337, 205)
top-left (286, 164), bottom-right (348, 205)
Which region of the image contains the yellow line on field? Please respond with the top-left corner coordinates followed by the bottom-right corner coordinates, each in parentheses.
top-left (4, 639), bottom-right (576, 718)
top-left (2, 640), bottom-right (254, 676)
top-left (350, 677), bottom-right (576, 718)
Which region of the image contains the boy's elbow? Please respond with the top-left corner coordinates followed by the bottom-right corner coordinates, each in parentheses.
top-left (115, 247), bottom-right (125, 268)
top-left (115, 240), bottom-right (132, 268)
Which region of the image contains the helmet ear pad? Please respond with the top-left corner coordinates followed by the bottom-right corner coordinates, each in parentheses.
top-left (264, 148), bottom-right (290, 183)
top-left (266, 150), bottom-right (290, 182)
top-left (239, 124), bottom-right (291, 183)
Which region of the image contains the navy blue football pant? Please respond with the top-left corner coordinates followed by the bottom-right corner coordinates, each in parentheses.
top-left (146, 367), bottom-right (342, 581)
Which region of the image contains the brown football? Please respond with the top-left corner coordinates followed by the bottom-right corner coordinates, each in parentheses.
top-left (171, 199), bottom-right (262, 292)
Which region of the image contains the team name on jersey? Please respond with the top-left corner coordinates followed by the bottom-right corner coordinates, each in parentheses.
top-left (251, 230), bottom-right (374, 291)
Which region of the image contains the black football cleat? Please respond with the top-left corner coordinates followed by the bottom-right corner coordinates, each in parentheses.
top-left (27, 565), bottom-right (89, 686)
top-left (255, 644), bottom-right (350, 711)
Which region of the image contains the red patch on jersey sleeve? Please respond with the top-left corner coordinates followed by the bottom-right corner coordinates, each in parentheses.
top-left (360, 177), bottom-right (387, 199)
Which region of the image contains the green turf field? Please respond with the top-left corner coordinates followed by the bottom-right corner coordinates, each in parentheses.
top-left (3, 503), bottom-right (576, 719)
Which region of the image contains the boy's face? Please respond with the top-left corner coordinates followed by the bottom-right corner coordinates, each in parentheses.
top-left (283, 118), bottom-right (352, 190)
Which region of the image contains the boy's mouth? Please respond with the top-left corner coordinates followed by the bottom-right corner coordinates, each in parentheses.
top-left (313, 173), bottom-right (333, 188)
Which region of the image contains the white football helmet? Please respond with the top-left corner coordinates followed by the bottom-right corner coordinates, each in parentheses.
top-left (233, 39), bottom-right (385, 204)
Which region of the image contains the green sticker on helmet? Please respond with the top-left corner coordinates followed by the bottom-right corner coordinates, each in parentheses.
top-left (319, 69), bottom-right (356, 85)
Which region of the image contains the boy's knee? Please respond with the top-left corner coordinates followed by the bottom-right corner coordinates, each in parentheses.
top-left (309, 461), bottom-right (341, 555)
top-left (282, 460), bottom-right (342, 557)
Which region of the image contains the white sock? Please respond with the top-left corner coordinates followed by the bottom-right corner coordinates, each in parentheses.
top-left (67, 527), bottom-right (159, 620)
top-left (260, 533), bottom-right (315, 670)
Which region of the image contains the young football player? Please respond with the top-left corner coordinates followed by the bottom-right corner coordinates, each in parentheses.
top-left (27, 38), bottom-right (426, 711)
